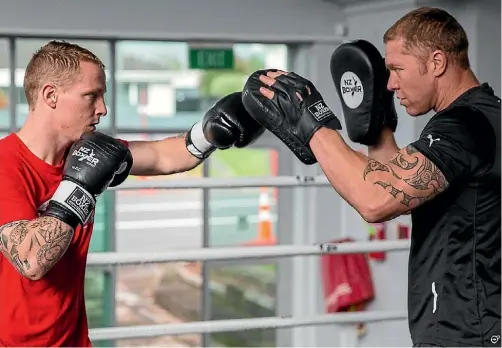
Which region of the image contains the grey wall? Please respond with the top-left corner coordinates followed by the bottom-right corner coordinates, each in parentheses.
top-left (0, 0), bottom-right (343, 42)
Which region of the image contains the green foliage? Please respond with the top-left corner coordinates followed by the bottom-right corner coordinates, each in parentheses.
top-left (211, 148), bottom-right (271, 177)
top-left (200, 55), bottom-right (265, 97)
top-left (85, 271), bottom-right (105, 328)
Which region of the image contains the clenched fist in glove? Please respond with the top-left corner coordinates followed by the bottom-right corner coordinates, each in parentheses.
top-left (42, 132), bottom-right (133, 229)
top-left (186, 92), bottom-right (265, 159)
top-left (242, 69), bottom-right (342, 165)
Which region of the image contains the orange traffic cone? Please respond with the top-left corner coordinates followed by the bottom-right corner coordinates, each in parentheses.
top-left (245, 187), bottom-right (276, 246)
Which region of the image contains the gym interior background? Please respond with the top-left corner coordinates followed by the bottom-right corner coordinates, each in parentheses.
top-left (0, 0), bottom-right (500, 346)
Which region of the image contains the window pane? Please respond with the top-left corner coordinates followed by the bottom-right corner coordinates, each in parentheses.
top-left (113, 263), bottom-right (202, 347)
top-left (115, 133), bottom-right (203, 251)
top-left (113, 133), bottom-right (203, 346)
top-left (115, 41), bottom-right (287, 131)
top-left (15, 39), bottom-right (112, 130)
top-left (0, 39), bottom-right (10, 128)
top-left (87, 190), bottom-right (114, 345)
top-left (209, 263), bottom-right (277, 347)
top-left (208, 148), bottom-right (279, 247)
top-left (85, 270), bottom-right (107, 328)
top-left (206, 147), bottom-right (279, 346)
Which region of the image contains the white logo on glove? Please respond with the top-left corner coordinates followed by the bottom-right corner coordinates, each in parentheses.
top-left (72, 146), bottom-right (100, 167)
top-left (308, 101), bottom-right (333, 122)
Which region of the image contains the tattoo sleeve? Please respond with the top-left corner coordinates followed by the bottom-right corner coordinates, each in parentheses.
top-left (0, 217), bottom-right (74, 279)
top-left (362, 145), bottom-right (449, 210)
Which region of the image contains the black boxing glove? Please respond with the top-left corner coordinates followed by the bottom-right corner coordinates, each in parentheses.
top-left (186, 92), bottom-right (265, 159)
top-left (42, 132), bottom-right (132, 229)
top-left (109, 148), bottom-right (133, 187)
top-left (242, 69), bottom-right (342, 165)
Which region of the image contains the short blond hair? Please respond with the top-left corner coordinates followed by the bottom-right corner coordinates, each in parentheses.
top-left (383, 7), bottom-right (470, 69)
top-left (24, 40), bottom-right (105, 108)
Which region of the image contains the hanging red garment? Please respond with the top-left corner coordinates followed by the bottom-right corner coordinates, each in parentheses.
top-left (320, 238), bottom-right (375, 336)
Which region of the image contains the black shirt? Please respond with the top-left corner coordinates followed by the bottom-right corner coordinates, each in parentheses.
top-left (408, 83), bottom-right (501, 347)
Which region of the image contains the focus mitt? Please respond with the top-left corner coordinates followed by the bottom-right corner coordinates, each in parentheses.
top-left (330, 39), bottom-right (397, 146)
top-left (242, 69), bottom-right (342, 165)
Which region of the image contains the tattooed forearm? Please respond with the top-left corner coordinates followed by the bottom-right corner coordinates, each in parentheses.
top-left (389, 152), bottom-right (419, 170)
top-left (0, 217), bottom-right (74, 279)
top-left (363, 160), bottom-right (390, 180)
top-left (0, 220), bottom-right (30, 275)
top-left (9, 223), bottom-right (29, 246)
top-left (363, 160), bottom-right (401, 180)
top-left (375, 181), bottom-right (434, 208)
top-left (403, 156), bottom-right (447, 192)
top-left (34, 218), bottom-right (73, 275)
top-left (364, 144), bottom-right (449, 211)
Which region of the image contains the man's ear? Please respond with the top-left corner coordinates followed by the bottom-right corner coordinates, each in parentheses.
top-left (41, 84), bottom-right (57, 108)
top-left (431, 50), bottom-right (447, 77)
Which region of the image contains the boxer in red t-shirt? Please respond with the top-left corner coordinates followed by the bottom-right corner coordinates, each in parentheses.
top-left (0, 40), bottom-right (264, 347)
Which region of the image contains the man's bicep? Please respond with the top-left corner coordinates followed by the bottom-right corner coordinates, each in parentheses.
top-left (127, 140), bottom-right (160, 176)
top-left (113, 137), bottom-right (158, 176)
top-left (384, 144), bottom-right (450, 209)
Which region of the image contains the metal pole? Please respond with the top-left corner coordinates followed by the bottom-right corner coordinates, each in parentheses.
top-left (109, 175), bottom-right (331, 191)
top-left (201, 159), bottom-right (212, 348)
top-left (89, 310), bottom-right (408, 341)
top-left (86, 240), bottom-right (412, 266)
top-left (104, 39), bottom-right (118, 348)
top-left (8, 37), bottom-right (16, 132)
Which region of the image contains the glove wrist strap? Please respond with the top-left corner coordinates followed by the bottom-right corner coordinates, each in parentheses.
top-left (49, 180), bottom-right (96, 225)
top-left (186, 121), bottom-right (216, 159)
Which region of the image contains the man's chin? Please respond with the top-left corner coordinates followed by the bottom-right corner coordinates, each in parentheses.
top-left (84, 125), bottom-right (97, 132)
top-left (405, 107), bottom-right (430, 117)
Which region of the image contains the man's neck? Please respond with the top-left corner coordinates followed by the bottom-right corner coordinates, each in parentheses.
top-left (435, 68), bottom-right (480, 112)
top-left (17, 115), bottom-right (71, 166)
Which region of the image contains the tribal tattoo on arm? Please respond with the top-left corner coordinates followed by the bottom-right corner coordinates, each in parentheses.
top-left (0, 217), bottom-right (74, 279)
top-left (362, 145), bottom-right (449, 210)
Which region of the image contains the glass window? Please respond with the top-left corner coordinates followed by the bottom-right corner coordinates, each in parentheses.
top-left (208, 148), bottom-right (279, 248)
top-left (209, 263), bottom-right (276, 347)
top-left (114, 133), bottom-right (203, 252)
top-left (0, 39), bottom-right (10, 129)
top-left (113, 133), bottom-right (204, 346)
top-left (15, 39), bottom-right (112, 130)
top-left (115, 41), bottom-right (288, 131)
top-left (85, 270), bottom-right (107, 327)
top-left (206, 146), bottom-right (279, 347)
top-left (87, 190), bottom-right (114, 343)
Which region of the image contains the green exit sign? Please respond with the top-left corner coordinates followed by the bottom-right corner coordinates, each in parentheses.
top-left (189, 44), bottom-right (234, 70)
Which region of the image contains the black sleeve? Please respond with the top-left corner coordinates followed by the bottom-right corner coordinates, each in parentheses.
top-left (409, 106), bottom-right (496, 185)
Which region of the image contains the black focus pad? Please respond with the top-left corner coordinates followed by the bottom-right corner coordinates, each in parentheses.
top-left (242, 69), bottom-right (342, 165)
top-left (331, 39), bottom-right (390, 145)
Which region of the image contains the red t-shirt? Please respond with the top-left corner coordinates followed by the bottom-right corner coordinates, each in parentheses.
top-left (0, 133), bottom-right (127, 347)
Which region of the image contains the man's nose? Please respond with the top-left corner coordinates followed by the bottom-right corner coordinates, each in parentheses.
top-left (96, 98), bottom-right (108, 117)
top-left (387, 73), bottom-right (399, 91)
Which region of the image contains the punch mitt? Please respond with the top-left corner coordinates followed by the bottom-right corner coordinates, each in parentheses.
top-left (242, 69), bottom-right (342, 165)
top-left (330, 39), bottom-right (397, 146)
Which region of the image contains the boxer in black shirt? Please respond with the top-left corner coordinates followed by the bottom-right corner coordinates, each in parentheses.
top-left (241, 6), bottom-right (501, 347)
top-left (407, 84), bottom-right (500, 347)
